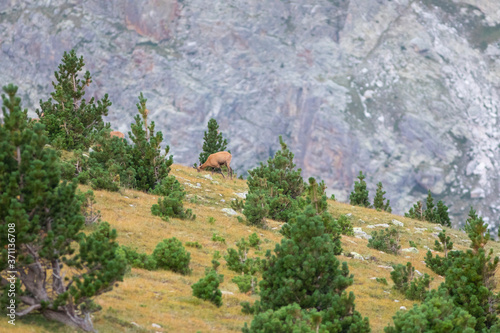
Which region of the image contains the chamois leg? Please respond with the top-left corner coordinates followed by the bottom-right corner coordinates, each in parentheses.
top-left (226, 161), bottom-right (232, 179)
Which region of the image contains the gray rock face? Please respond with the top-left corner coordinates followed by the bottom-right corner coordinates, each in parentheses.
top-left (1, 0), bottom-right (500, 231)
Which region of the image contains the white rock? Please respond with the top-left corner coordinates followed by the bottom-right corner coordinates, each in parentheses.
top-left (221, 208), bottom-right (238, 216)
top-left (394, 300), bottom-right (400, 303)
top-left (400, 306), bottom-right (407, 310)
top-left (348, 252), bottom-right (364, 260)
top-left (378, 265), bottom-right (394, 271)
top-left (345, 213), bottom-right (352, 217)
top-left (220, 199), bottom-right (225, 202)
top-left (152, 323), bottom-right (161, 328)
top-left (367, 223), bottom-right (390, 228)
top-left (415, 270), bottom-right (423, 276)
top-left (204, 174), bottom-right (213, 180)
top-left (234, 192), bottom-right (248, 199)
top-left (434, 226), bottom-right (443, 231)
top-left (221, 290), bottom-right (234, 295)
top-left (402, 247), bottom-right (419, 254)
top-left (131, 322), bottom-right (140, 327)
top-left (392, 219), bottom-right (404, 227)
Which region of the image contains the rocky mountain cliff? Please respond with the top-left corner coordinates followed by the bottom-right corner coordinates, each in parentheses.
top-left (1, 0), bottom-right (500, 230)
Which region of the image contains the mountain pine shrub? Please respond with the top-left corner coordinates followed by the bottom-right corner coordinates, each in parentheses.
top-left (433, 230), bottom-right (453, 257)
top-left (37, 50), bottom-right (111, 150)
top-left (151, 176), bottom-right (195, 221)
top-left (245, 136), bottom-right (305, 224)
top-left (368, 228), bottom-right (401, 255)
top-left (151, 238), bottom-right (192, 275)
top-left (405, 201), bottom-right (424, 220)
top-left (244, 205), bottom-right (370, 331)
top-left (198, 118), bottom-right (229, 166)
top-left (384, 290), bottom-right (476, 333)
top-left (192, 269), bottom-right (224, 307)
top-left (373, 181), bottom-right (392, 212)
top-left (349, 171), bottom-right (371, 207)
top-left (390, 262), bottom-right (432, 301)
top-left (0, 84), bottom-right (125, 331)
top-left (128, 92), bottom-right (173, 191)
top-left (242, 303), bottom-right (326, 333)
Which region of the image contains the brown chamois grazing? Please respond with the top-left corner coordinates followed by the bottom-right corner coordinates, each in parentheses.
top-left (110, 131), bottom-right (125, 139)
top-left (195, 151), bottom-right (233, 179)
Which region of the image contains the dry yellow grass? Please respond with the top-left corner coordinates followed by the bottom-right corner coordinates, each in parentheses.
top-left (2, 164), bottom-right (499, 333)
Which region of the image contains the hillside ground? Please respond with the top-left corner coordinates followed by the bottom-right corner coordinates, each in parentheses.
top-left (2, 164), bottom-right (500, 333)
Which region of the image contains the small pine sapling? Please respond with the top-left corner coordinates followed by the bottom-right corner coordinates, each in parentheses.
top-left (191, 269), bottom-right (224, 307)
top-left (390, 262), bottom-right (431, 301)
top-left (185, 241), bottom-right (203, 249)
top-left (349, 171), bottom-right (371, 207)
top-left (373, 181), bottom-right (391, 212)
top-left (423, 190), bottom-right (436, 222)
top-left (405, 201), bottom-right (424, 220)
top-left (211, 232), bottom-right (226, 244)
top-left (434, 200), bottom-right (451, 227)
top-left (80, 190), bottom-right (102, 225)
top-left (212, 251), bottom-right (221, 271)
top-left (336, 214), bottom-right (354, 236)
top-left (231, 198), bottom-right (245, 212)
top-left (151, 176), bottom-right (195, 221)
top-left (433, 230), bottom-right (453, 257)
top-left (243, 191), bottom-right (269, 227)
top-left (248, 233), bottom-right (261, 248)
top-left (129, 92), bottom-right (173, 192)
top-left (368, 228), bottom-right (401, 255)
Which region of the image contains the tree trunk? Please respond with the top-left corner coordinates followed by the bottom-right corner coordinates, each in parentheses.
top-left (43, 309), bottom-right (94, 332)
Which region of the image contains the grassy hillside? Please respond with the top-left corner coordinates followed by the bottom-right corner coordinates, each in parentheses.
top-left (3, 164), bottom-right (500, 333)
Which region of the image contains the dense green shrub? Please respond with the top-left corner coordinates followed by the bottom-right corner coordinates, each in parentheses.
top-left (368, 228), bottom-right (401, 255)
top-left (248, 233), bottom-right (261, 248)
top-left (433, 230), bottom-right (453, 256)
top-left (151, 176), bottom-right (194, 221)
top-left (384, 291), bottom-right (476, 333)
top-left (232, 275), bottom-right (258, 294)
top-left (391, 262), bottom-right (432, 301)
top-left (349, 171), bottom-right (371, 207)
top-left (336, 214), bottom-right (354, 236)
top-left (152, 238), bottom-right (191, 275)
top-left (119, 246), bottom-right (158, 271)
top-left (242, 303), bottom-right (326, 333)
top-left (231, 198), bottom-right (245, 212)
top-left (192, 269), bottom-right (224, 307)
top-left (224, 238), bottom-right (261, 275)
top-left (212, 251), bottom-right (221, 271)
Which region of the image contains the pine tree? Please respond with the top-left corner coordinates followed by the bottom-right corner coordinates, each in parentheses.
top-left (464, 206), bottom-right (490, 253)
top-left (423, 190), bottom-right (436, 222)
top-left (38, 50), bottom-right (111, 150)
top-left (433, 230), bottom-right (453, 258)
top-left (198, 118), bottom-right (229, 166)
top-left (435, 200), bottom-right (451, 227)
top-left (0, 84), bottom-right (125, 331)
top-left (405, 201), bottom-right (424, 220)
top-left (349, 171), bottom-right (371, 208)
top-left (129, 92), bottom-right (173, 191)
top-left (373, 181), bottom-right (391, 212)
top-left (245, 136), bottom-right (305, 222)
top-left (436, 208), bottom-right (500, 331)
top-left (248, 205), bottom-right (370, 332)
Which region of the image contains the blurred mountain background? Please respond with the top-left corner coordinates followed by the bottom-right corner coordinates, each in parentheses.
top-left (1, 0), bottom-right (499, 231)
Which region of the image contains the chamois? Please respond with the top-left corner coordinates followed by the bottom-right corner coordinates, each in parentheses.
top-left (110, 131), bottom-right (125, 139)
top-left (195, 151), bottom-right (233, 179)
